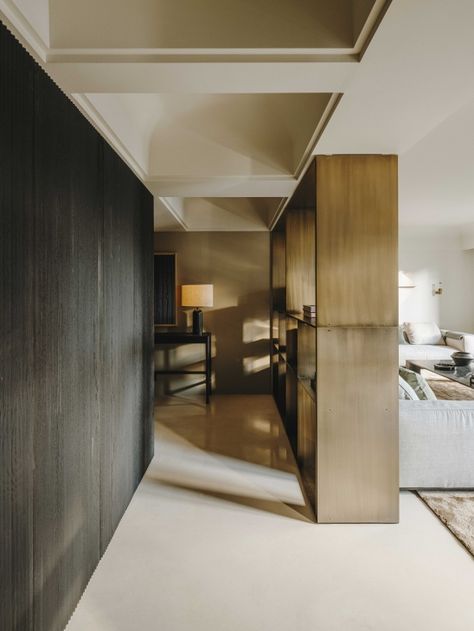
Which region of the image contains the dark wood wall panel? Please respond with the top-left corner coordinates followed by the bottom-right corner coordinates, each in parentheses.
top-left (139, 188), bottom-right (155, 478)
top-left (101, 142), bottom-right (154, 548)
top-left (0, 23), bottom-right (35, 631)
top-left (32, 63), bottom-right (102, 631)
top-left (154, 253), bottom-right (177, 326)
top-left (0, 22), bottom-right (154, 631)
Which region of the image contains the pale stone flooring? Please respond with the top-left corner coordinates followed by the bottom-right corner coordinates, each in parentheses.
top-left (67, 395), bottom-right (474, 631)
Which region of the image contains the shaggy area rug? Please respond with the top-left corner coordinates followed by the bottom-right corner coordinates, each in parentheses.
top-left (418, 492), bottom-right (474, 557)
top-left (426, 378), bottom-right (474, 401)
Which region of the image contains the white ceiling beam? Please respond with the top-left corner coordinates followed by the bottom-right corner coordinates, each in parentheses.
top-left (147, 177), bottom-right (296, 199)
top-left (46, 61), bottom-right (356, 95)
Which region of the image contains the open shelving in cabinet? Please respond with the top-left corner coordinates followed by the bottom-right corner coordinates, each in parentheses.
top-left (271, 155), bottom-right (399, 524)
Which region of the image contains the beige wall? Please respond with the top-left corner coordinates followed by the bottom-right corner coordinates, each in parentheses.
top-left (154, 232), bottom-right (270, 395)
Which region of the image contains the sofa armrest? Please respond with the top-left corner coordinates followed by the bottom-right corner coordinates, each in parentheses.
top-left (443, 330), bottom-right (474, 353)
top-left (462, 334), bottom-right (474, 354)
top-left (400, 400), bottom-right (474, 488)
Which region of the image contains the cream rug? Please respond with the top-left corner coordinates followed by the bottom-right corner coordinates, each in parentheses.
top-left (426, 378), bottom-right (474, 401)
top-left (418, 492), bottom-right (474, 557)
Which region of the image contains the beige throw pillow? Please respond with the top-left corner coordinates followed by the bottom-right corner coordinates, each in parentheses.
top-left (404, 322), bottom-right (444, 346)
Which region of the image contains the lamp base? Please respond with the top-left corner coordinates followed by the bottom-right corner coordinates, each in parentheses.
top-left (192, 308), bottom-right (203, 334)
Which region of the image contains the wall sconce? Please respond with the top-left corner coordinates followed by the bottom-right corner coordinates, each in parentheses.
top-left (398, 271), bottom-right (415, 288)
top-left (432, 282), bottom-right (443, 296)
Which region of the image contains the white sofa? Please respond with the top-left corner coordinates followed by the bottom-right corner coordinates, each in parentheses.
top-left (399, 327), bottom-right (474, 366)
top-left (400, 400), bottom-right (474, 488)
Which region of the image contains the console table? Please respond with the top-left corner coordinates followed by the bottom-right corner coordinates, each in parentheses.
top-left (154, 331), bottom-right (212, 403)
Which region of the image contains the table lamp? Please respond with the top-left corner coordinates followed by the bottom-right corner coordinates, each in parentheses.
top-left (181, 284), bottom-right (213, 334)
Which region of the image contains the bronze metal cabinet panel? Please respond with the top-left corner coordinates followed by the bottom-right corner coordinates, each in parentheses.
top-left (286, 208), bottom-right (315, 313)
top-left (316, 155), bottom-right (398, 327)
top-left (297, 382), bottom-right (316, 510)
top-left (271, 230), bottom-right (286, 311)
top-left (285, 365), bottom-right (298, 456)
top-left (316, 327), bottom-right (399, 523)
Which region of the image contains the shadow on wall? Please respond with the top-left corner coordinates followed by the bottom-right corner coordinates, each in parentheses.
top-left (208, 290), bottom-right (270, 393)
top-left (154, 231), bottom-right (271, 395)
top-left (155, 290), bottom-right (271, 396)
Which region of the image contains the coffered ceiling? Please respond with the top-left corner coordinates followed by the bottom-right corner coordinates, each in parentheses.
top-left (0, 0), bottom-right (391, 230)
top-left (5, 1), bottom-right (474, 232)
top-left (48, 0), bottom-right (379, 52)
top-left (0, 0), bottom-right (390, 230)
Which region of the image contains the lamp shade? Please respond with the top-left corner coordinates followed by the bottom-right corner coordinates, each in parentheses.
top-left (398, 271), bottom-right (415, 288)
top-left (181, 284), bottom-right (213, 308)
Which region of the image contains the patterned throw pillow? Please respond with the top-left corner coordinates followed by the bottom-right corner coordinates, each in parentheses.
top-left (399, 366), bottom-right (437, 401)
top-left (398, 375), bottom-right (418, 400)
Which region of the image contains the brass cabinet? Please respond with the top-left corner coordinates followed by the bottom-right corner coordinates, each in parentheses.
top-left (316, 155), bottom-right (398, 327)
top-left (317, 327), bottom-right (399, 523)
top-left (271, 155), bottom-right (399, 524)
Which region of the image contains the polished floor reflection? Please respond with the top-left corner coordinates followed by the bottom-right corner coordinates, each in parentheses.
top-left (67, 394), bottom-right (474, 631)
top-left (153, 394), bottom-right (314, 521)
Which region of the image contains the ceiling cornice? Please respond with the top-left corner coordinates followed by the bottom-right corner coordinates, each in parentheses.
top-left (0, 0), bottom-right (48, 61)
top-left (72, 94), bottom-right (148, 182)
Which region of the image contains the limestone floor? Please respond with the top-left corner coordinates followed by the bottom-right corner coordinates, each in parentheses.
top-left (67, 395), bottom-right (474, 631)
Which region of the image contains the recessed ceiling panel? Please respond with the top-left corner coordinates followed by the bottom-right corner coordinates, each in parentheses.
top-left (87, 93), bottom-right (332, 178)
top-left (49, 0), bottom-right (377, 50)
top-left (149, 93), bottom-right (332, 177)
top-left (157, 197), bottom-right (283, 231)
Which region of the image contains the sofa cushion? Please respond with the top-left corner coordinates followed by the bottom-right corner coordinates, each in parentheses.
top-left (400, 399), bottom-right (474, 488)
top-left (399, 375), bottom-right (419, 400)
top-left (399, 366), bottom-right (437, 401)
top-left (404, 322), bottom-right (444, 346)
top-left (399, 343), bottom-right (454, 366)
top-left (398, 325), bottom-right (407, 345)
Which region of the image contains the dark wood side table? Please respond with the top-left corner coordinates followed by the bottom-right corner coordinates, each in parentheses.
top-left (154, 331), bottom-right (212, 403)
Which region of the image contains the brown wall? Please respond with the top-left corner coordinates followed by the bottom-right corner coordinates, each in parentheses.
top-left (154, 232), bottom-right (270, 394)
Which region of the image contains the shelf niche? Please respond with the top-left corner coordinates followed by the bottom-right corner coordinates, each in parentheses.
top-left (271, 155), bottom-right (398, 524)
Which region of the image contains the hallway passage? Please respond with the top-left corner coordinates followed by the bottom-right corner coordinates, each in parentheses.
top-left (67, 395), bottom-right (474, 631)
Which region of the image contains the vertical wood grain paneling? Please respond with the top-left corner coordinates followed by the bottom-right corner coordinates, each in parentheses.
top-left (0, 23), bottom-right (35, 631)
top-left (0, 22), bottom-right (154, 631)
top-left (101, 142), bottom-right (154, 548)
top-left (139, 186), bottom-right (155, 474)
top-left (32, 65), bottom-right (102, 631)
top-left (154, 253), bottom-right (177, 326)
